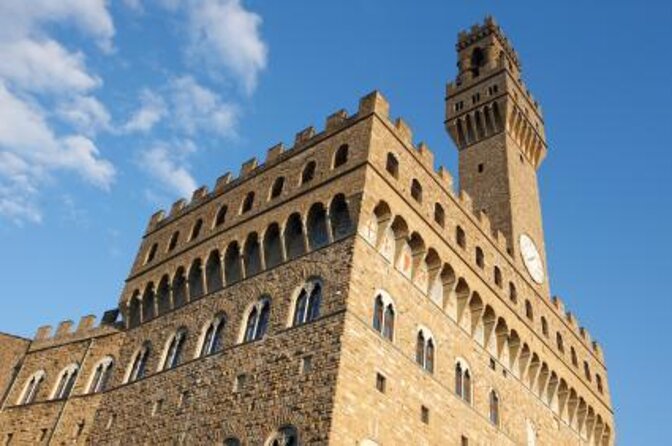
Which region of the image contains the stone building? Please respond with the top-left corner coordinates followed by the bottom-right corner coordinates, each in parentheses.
top-left (0, 17), bottom-right (614, 445)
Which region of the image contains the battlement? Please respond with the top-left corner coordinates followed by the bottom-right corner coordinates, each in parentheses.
top-left (457, 16), bottom-right (521, 72)
top-left (31, 310), bottom-right (122, 350)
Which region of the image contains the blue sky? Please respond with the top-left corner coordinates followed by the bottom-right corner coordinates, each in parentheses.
top-left (0, 0), bottom-right (670, 443)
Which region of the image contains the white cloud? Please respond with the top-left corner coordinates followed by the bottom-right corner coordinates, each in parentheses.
top-left (122, 89), bottom-right (167, 133)
top-left (169, 76), bottom-right (239, 137)
top-left (139, 140), bottom-right (198, 199)
top-left (58, 95), bottom-right (111, 135)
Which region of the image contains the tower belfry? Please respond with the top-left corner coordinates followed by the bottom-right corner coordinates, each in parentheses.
top-left (445, 16), bottom-right (550, 292)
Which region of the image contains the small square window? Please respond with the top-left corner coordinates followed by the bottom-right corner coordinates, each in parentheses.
top-left (421, 405), bottom-right (430, 424)
top-left (478, 163), bottom-right (484, 173)
top-left (152, 399), bottom-right (163, 416)
top-left (301, 356), bottom-right (313, 375)
top-left (489, 358), bottom-right (496, 370)
top-left (375, 373), bottom-right (387, 394)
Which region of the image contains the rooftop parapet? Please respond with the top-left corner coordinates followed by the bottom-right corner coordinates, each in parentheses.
top-left (358, 90), bottom-right (389, 118)
top-left (30, 311), bottom-right (122, 349)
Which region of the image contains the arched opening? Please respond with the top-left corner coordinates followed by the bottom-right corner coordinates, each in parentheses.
top-left (434, 203), bottom-right (445, 227)
top-left (333, 144), bottom-right (349, 168)
top-left (243, 297), bottom-right (271, 342)
top-left (386, 152), bottom-right (399, 178)
top-left (266, 426), bottom-right (298, 446)
top-left (172, 268), bottom-right (187, 308)
top-left (206, 250), bottom-right (223, 293)
top-left (188, 258), bottom-right (204, 300)
top-left (224, 242), bottom-right (243, 284)
top-left (489, 390), bottom-right (500, 425)
top-left (19, 371), bottom-right (45, 405)
top-left (127, 343), bottom-right (151, 383)
top-left (471, 47), bottom-right (485, 77)
top-left (269, 176), bottom-right (284, 200)
top-left (161, 328), bottom-right (187, 370)
top-left (88, 357), bottom-right (114, 394)
top-left (525, 300), bottom-right (534, 321)
top-left (494, 266), bottom-right (502, 287)
top-left (190, 218), bottom-right (203, 241)
top-left (556, 332), bottom-right (565, 353)
top-left (292, 280), bottom-right (322, 326)
top-left (157, 275), bottom-right (171, 315)
top-left (456, 225), bottom-right (466, 248)
top-left (301, 160), bottom-right (316, 184)
top-left (263, 223), bottom-right (284, 268)
top-left (411, 179), bottom-right (423, 203)
top-left (475, 246), bottom-right (485, 268)
top-left (142, 283), bottom-right (156, 322)
top-left (306, 203), bottom-right (329, 250)
top-left (509, 282), bottom-right (518, 303)
top-left (330, 194), bottom-right (352, 240)
top-left (243, 232), bottom-right (262, 276)
top-left (214, 205), bottom-right (228, 227)
top-left (128, 292), bottom-right (141, 328)
top-left (145, 243), bottom-right (158, 264)
top-left (52, 364), bottom-right (79, 400)
top-left (168, 231), bottom-right (179, 252)
top-left (199, 314), bottom-right (226, 357)
top-left (241, 192), bottom-right (255, 214)
top-left (284, 213), bottom-right (306, 260)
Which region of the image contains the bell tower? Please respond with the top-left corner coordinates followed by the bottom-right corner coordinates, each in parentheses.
top-left (445, 17), bottom-right (549, 292)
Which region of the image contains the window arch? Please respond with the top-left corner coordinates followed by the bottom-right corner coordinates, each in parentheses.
top-left (307, 203), bottom-right (329, 250)
top-left (372, 292), bottom-right (395, 341)
top-left (198, 314), bottom-right (226, 357)
top-left (284, 213), bottom-right (306, 259)
top-left (128, 291), bottom-right (141, 328)
top-left (242, 297), bottom-right (271, 343)
top-left (330, 194), bottom-right (352, 240)
top-left (243, 232), bottom-right (262, 276)
top-left (172, 267), bottom-right (187, 308)
top-left (508, 282), bottom-right (518, 303)
top-left (333, 144), bottom-right (349, 168)
top-left (292, 279), bottom-right (322, 326)
top-left (541, 317), bottom-right (549, 337)
top-left (301, 160), bottom-right (316, 185)
top-left (145, 243), bottom-right (158, 264)
top-left (571, 347), bottom-right (578, 367)
top-left (386, 152), bottom-right (399, 178)
top-left (157, 275), bottom-right (171, 315)
top-left (161, 328), bottom-right (187, 371)
top-left (206, 250), bottom-right (223, 293)
top-left (525, 300), bottom-right (534, 321)
top-left (224, 241), bottom-right (243, 284)
top-left (269, 176), bottom-right (285, 200)
top-left (456, 225), bottom-right (466, 248)
top-left (188, 258), bottom-right (204, 300)
top-left (263, 223), bottom-right (284, 268)
top-left (266, 426), bottom-right (298, 446)
top-left (596, 373), bottom-right (604, 394)
top-left (224, 438), bottom-right (241, 446)
top-left (51, 364), bottom-right (79, 400)
top-left (410, 179), bottom-right (423, 203)
top-left (18, 370), bottom-right (45, 405)
top-left (168, 231), bottom-right (179, 252)
top-left (214, 205), bottom-right (228, 227)
top-left (126, 343), bottom-right (151, 383)
top-left (494, 266), bottom-right (502, 287)
top-left (142, 283), bottom-right (156, 322)
top-left (455, 360), bottom-right (472, 404)
top-left (583, 361), bottom-right (591, 381)
top-left (415, 328), bottom-right (435, 373)
top-left (489, 390), bottom-right (500, 426)
top-left (556, 332), bottom-right (565, 353)
top-left (190, 218), bottom-right (203, 241)
top-left (87, 356), bottom-right (114, 394)
top-left (475, 246), bottom-right (485, 268)
top-left (434, 203), bottom-right (445, 227)
top-left (241, 192), bottom-right (255, 214)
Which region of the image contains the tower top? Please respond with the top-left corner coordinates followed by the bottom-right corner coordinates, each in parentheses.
top-left (457, 16), bottom-right (521, 72)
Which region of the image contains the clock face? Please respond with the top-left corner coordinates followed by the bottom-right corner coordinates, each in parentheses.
top-left (519, 234), bottom-right (544, 284)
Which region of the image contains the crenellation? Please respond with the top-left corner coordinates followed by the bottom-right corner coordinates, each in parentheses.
top-left (416, 142), bottom-right (434, 169)
top-left (76, 315), bottom-right (97, 333)
top-left (266, 143), bottom-right (285, 163)
top-left (393, 117), bottom-right (413, 145)
top-left (294, 126), bottom-right (316, 146)
top-left (436, 166), bottom-right (454, 192)
top-left (190, 185), bottom-right (209, 204)
top-left (55, 320), bottom-right (74, 337)
top-left (169, 198), bottom-right (187, 218)
top-left (358, 90), bottom-right (389, 118)
top-left (552, 295), bottom-right (566, 314)
top-left (35, 325), bottom-right (52, 341)
top-left (325, 109), bottom-right (349, 131)
top-left (214, 172), bottom-right (233, 192)
top-left (240, 157), bottom-right (259, 177)
top-left (147, 210), bottom-right (165, 233)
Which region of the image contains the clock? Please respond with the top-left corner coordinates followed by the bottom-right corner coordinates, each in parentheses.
top-left (519, 234), bottom-right (544, 284)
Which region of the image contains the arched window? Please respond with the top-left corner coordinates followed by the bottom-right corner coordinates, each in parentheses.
top-left (127, 343), bottom-right (151, 383)
top-left (471, 47), bottom-right (485, 77)
top-left (456, 225), bottom-right (466, 248)
top-left (145, 243), bottom-right (158, 264)
top-left (596, 374), bottom-right (604, 394)
top-left (190, 218), bottom-right (203, 241)
top-left (243, 297), bottom-right (271, 343)
top-left (284, 213), bottom-right (306, 260)
top-left (270, 177), bottom-right (284, 200)
top-left (455, 361), bottom-right (472, 403)
top-left (333, 144), bottom-right (349, 168)
top-left (241, 192), bottom-right (255, 214)
top-left (494, 266), bottom-right (502, 287)
top-left (214, 205), bottom-right (228, 227)
top-left (489, 390), bottom-right (500, 426)
top-left (508, 282), bottom-right (518, 303)
top-left (411, 179), bottom-right (423, 203)
top-left (224, 438), bottom-right (241, 446)
top-left (243, 232), bottom-right (262, 276)
top-left (475, 247), bottom-right (485, 268)
top-left (128, 291), bottom-right (141, 328)
top-left (525, 300), bottom-right (534, 321)
top-left (51, 364), bottom-right (79, 400)
top-left (168, 231), bottom-right (179, 252)
top-left (434, 203), bottom-right (445, 227)
top-left (556, 332), bottom-right (565, 353)
top-left (307, 203), bottom-right (329, 249)
top-left (330, 194), bottom-right (352, 240)
top-left (541, 317), bottom-right (549, 337)
top-left (18, 370), bottom-right (45, 405)
top-left (386, 153), bottom-right (399, 178)
top-left (172, 267), bottom-right (187, 308)
top-left (266, 426), bottom-right (298, 446)
top-left (292, 280), bottom-right (322, 326)
top-left (142, 283), bottom-right (156, 322)
top-left (199, 315), bottom-right (226, 357)
top-left (161, 328), bottom-right (187, 371)
top-left (301, 160), bottom-right (316, 185)
top-left (372, 292), bottom-right (395, 341)
top-left (571, 347), bottom-right (578, 367)
top-left (188, 258), bottom-right (204, 299)
top-left (224, 242), bottom-right (243, 284)
top-left (206, 250), bottom-right (223, 293)
top-left (583, 361), bottom-right (591, 381)
top-left (415, 329), bottom-right (435, 373)
top-left (263, 223), bottom-right (284, 268)
top-left (88, 357), bottom-right (114, 394)
top-left (157, 275), bottom-right (171, 315)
